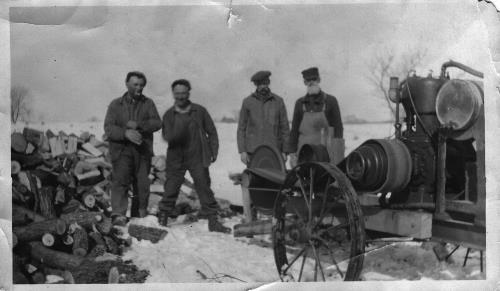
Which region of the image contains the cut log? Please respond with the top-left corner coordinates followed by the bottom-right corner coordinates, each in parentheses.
top-left (96, 217), bottom-right (112, 235)
top-left (108, 266), bottom-right (120, 284)
top-left (13, 270), bottom-right (29, 284)
top-left (84, 157), bottom-right (112, 169)
top-left (14, 218), bottom-right (67, 242)
top-left (65, 135), bottom-right (78, 154)
top-left (74, 160), bottom-right (98, 175)
top-left (11, 160), bottom-right (21, 175)
top-left (60, 211), bottom-right (103, 231)
top-left (31, 270), bottom-right (46, 284)
top-left (44, 267), bottom-right (75, 284)
top-left (72, 227), bottom-right (89, 256)
top-left (82, 143), bottom-right (103, 157)
top-left (103, 236), bottom-right (119, 254)
top-left (49, 137), bottom-right (65, 157)
top-left (128, 224), bottom-right (168, 243)
top-left (42, 233), bottom-right (56, 247)
top-left (25, 142), bottom-right (36, 154)
top-left (38, 187), bottom-right (56, 219)
top-left (76, 169), bottom-right (104, 186)
top-left (81, 192), bottom-right (96, 208)
top-left (150, 183), bottom-right (164, 193)
top-left (61, 199), bottom-right (85, 214)
top-left (11, 152), bottom-right (45, 168)
top-left (12, 132), bottom-right (28, 153)
top-left (29, 241), bottom-right (84, 270)
top-left (12, 205), bottom-right (46, 224)
top-left (63, 234), bottom-right (74, 246)
top-left (23, 127), bottom-right (44, 147)
top-left (233, 219), bottom-right (273, 237)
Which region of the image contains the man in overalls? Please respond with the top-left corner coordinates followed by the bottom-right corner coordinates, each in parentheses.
top-left (289, 67), bottom-right (344, 165)
top-left (158, 79), bottom-right (231, 233)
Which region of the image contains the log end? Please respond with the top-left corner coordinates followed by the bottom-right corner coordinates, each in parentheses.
top-left (55, 219), bottom-right (67, 235)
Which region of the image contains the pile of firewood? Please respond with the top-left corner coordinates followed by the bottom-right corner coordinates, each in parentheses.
top-left (11, 127), bottom-right (149, 284)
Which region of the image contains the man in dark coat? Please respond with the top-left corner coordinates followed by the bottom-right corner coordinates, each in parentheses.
top-left (237, 70), bottom-right (291, 164)
top-left (289, 67), bottom-right (344, 165)
top-left (158, 79), bottom-right (230, 233)
top-left (237, 70), bottom-right (291, 224)
top-left (104, 71), bottom-right (162, 225)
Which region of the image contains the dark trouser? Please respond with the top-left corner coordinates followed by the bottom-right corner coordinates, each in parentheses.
top-left (111, 147), bottom-right (151, 216)
top-left (160, 162), bottom-right (219, 217)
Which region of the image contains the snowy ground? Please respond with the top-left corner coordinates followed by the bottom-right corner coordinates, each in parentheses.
top-left (119, 214), bottom-right (485, 283)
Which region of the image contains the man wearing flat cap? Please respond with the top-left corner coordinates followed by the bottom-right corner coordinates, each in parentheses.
top-left (237, 70), bottom-right (291, 221)
top-left (289, 67), bottom-right (344, 165)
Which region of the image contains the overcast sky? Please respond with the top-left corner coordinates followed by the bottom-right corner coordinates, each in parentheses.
top-left (10, 2), bottom-right (491, 122)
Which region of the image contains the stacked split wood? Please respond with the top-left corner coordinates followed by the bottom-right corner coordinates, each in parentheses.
top-left (11, 127), bottom-right (144, 284)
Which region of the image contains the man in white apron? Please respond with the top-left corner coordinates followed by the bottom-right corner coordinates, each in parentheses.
top-left (289, 67), bottom-right (344, 166)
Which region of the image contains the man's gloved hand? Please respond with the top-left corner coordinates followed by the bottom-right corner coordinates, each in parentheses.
top-left (289, 153), bottom-right (297, 168)
top-left (240, 152), bottom-right (249, 165)
top-left (126, 120), bottom-right (138, 129)
top-left (125, 129), bottom-right (142, 145)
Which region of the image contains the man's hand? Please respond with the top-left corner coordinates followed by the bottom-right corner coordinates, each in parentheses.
top-left (126, 120), bottom-right (138, 129)
top-left (282, 153), bottom-right (288, 163)
top-left (125, 129), bottom-right (142, 145)
top-left (211, 155), bottom-right (217, 163)
top-left (240, 152), bottom-right (249, 165)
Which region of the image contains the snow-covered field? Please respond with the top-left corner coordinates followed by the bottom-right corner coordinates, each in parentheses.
top-left (120, 214), bottom-right (485, 283)
top-left (12, 121), bottom-right (485, 282)
top-left (12, 121), bottom-right (394, 205)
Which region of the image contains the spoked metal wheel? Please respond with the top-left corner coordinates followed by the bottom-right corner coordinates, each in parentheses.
top-left (272, 162), bottom-right (365, 281)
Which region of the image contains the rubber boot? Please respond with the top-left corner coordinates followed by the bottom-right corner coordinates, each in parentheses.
top-left (208, 215), bottom-right (231, 234)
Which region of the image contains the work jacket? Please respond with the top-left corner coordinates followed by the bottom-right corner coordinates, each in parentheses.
top-left (162, 102), bottom-right (219, 167)
top-left (103, 93), bottom-right (162, 161)
top-left (237, 92), bottom-right (291, 154)
top-left (289, 91), bottom-right (343, 153)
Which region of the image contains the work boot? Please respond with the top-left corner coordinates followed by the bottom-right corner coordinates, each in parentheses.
top-left (157, 211), bottom-right (169, 227)
top-left (111, 214), bottom-right (128, 227)
top-left (208, 215), bottom-right (231, 234)
top-left (138, 209), bottom-right (148, 218)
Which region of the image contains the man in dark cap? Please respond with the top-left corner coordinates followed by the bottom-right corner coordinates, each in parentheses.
top-left (158, 79), bottom-right (231, 233)
top-left (237, 70), bottom-right (291, 222)
top-left (104, 71), bottom-right (162, 226)
top-left (289, 67), bottom-right (344, 165)
top-left (237, 70), bottom-right (291, 164)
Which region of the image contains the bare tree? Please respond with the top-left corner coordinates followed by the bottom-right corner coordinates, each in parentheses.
top-left (11, 85), bottom-right (32, 124)
top-left (366, 47), bottom-right (427, 119)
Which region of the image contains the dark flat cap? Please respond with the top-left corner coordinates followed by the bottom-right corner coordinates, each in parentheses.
top-left (251, 70), bottom-right (271, 83)
top-left (301, 67), bottom-right (319, 79)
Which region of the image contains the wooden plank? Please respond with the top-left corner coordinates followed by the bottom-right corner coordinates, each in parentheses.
top-left (358, 194), bottom-right (380, 206)
top-left (363, 209), bottom-right (432, 239)
top-left (81, 143), bottom-right (103, 157)
top-left (241, 186), bottom-right (253, 223)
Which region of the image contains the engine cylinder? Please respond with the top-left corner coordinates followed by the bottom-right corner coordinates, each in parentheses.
top-left (345, 139), bottom-right (412, 194)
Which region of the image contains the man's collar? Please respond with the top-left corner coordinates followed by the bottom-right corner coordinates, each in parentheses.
top-left (252, 91), bottom-right (275, 101)
top-left (303, 91), bottom-right (325, 103)
top-left (121, 92), bottom-right (145, 104)
top-left (173, 101), bottom-right (196, 113)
